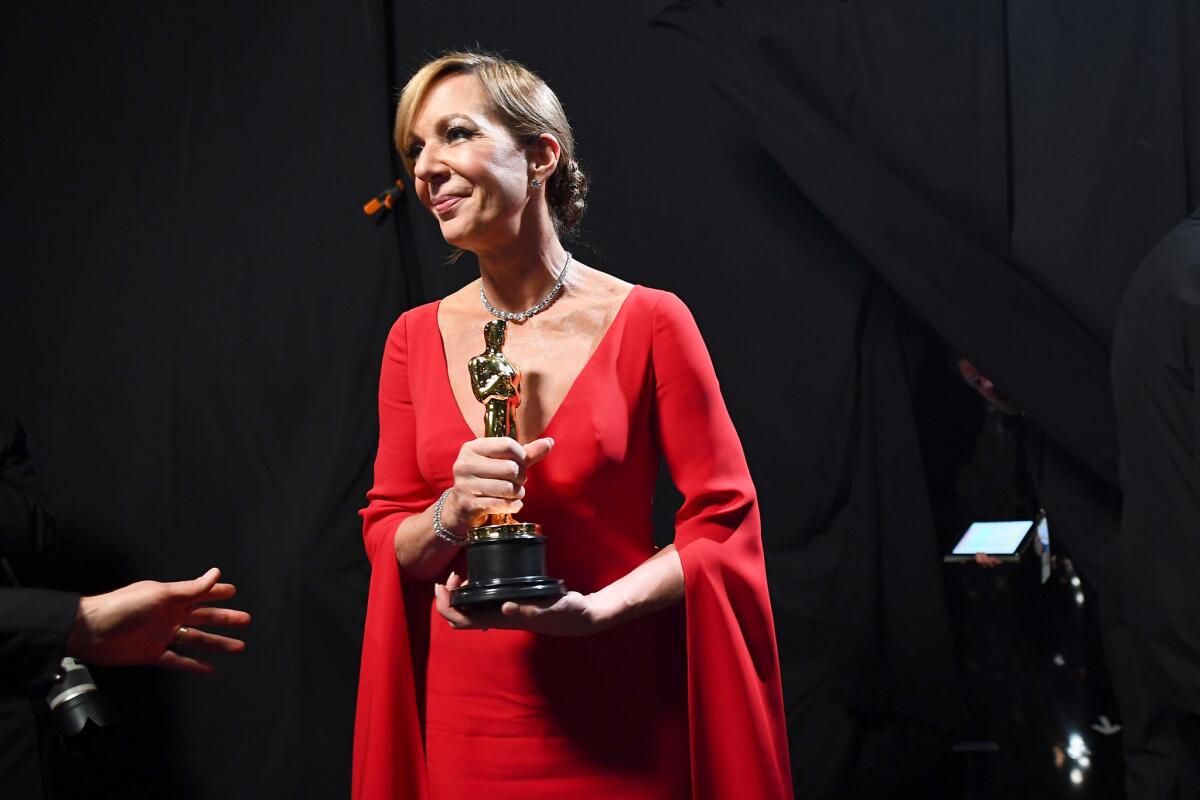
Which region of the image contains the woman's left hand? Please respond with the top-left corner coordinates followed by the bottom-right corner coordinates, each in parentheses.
top-left (434, 572), bottom-right (611, 637)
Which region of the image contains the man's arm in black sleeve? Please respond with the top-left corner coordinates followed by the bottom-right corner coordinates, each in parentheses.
top-left (0, 588), bottom-right (79, 691)
top-left (0, 415), bottom-right (58, 562)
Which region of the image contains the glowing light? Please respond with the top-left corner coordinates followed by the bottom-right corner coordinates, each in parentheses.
top-left (1075, 591), bottom-right (1085, 606)
top-left (1070, 768), bottom-right (1084, 785)
top-left (1067, 733), bottom-right (1088, 760)
top-left (1071, 576), bottom-right (1082, 587)
top-left (1078, 755), bottom-right (1091, 769)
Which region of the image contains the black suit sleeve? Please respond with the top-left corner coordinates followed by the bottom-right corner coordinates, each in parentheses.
top-left (0, 587), bottom-right (78, 691)
top-left (0, 415), bottom-right (76, 692)
top-left (0, 415), bottom-right (58, 563)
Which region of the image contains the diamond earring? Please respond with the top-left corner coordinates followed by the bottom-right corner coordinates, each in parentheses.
top-left (530, 178), bottom-right (542, 189)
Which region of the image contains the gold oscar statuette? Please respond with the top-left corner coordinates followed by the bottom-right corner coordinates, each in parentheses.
top-left (449, 319), bottom-right (567, 609)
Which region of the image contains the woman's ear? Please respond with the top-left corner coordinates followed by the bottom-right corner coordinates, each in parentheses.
top-left (529, 132), bottom-right (562, 182)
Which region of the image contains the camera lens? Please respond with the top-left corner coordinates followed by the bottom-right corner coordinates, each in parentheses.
top-left (45, 658), bottom-right (115, 737)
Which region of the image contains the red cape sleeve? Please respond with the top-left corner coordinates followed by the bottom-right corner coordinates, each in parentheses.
top-left (353, 312), bottom-right (434, 800)
top-left (650, 291), bottom-right (794, 800)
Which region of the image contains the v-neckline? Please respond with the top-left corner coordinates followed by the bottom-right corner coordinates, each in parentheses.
top-left (434, 284), bottom-right (641, 443)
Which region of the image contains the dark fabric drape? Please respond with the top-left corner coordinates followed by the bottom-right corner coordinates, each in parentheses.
top-left (653, 0), bottom-right (1117, 484)
top-left (1008, 0), bottom-right (1200, 346)
top-left (2, 4), bottom-right (407, 797)
top-left (652, 1), bottom-right (1200, 796)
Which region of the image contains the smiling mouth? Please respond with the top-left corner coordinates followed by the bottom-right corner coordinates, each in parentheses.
top-left (434, 195), bottom-right (465, 215)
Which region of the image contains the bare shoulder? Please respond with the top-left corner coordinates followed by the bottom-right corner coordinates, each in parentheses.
top-left (568, 261), bottom-right (634, 307)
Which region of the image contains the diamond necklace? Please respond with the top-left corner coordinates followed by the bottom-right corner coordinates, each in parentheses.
top-left (479, 251), bottom-right (572, 322)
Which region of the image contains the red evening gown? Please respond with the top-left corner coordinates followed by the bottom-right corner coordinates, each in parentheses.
top-left (353, 286), bottom-right (792, 800)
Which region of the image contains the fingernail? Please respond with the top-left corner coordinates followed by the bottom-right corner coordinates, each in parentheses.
top-left (448, 571), bottom-right (458, 582)
top-left (546, 438), bottom-right (555, 447)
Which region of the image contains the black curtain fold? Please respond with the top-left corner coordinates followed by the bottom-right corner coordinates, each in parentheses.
top-left (652, 0), bottom-right (1119, 485)
top-left (651, 2), bottom-right (1200, 793)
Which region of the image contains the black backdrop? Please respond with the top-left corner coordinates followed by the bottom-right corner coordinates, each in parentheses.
top-left (3, 2), bottom-right (1197, 798)
top-left (2, 4), bottom-right (400, 797)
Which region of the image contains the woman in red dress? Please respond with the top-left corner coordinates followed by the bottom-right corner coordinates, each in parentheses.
top-left (353, 51), bottom-right (792, 800)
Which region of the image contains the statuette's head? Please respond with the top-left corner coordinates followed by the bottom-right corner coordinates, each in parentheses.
top-left (395, 51), bottom-right (588, 254)
top-left (483, 318), bottom-right (507, 349)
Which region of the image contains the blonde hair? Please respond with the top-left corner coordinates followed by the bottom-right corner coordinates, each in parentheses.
top-left (395, 51), bottom-right (588, 234)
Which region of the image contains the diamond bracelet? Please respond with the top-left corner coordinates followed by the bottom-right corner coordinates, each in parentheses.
top-left (432, 487), bottom-right (468, 546)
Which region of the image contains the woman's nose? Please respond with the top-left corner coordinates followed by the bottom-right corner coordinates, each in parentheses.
top-left (413, 145), bottom-right (447, 184)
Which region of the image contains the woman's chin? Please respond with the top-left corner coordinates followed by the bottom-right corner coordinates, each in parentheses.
top-left (438, 211), bottom-right (518, 253)
top-left (438, 222), bottom-right (470, 249)
top-left (439, 223), bottom-right (486, 254)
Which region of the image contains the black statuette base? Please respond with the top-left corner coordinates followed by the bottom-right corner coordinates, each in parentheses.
top-left (450, 536), bottom-right (566, 609)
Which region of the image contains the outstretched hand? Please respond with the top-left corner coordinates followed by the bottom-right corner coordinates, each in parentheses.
top-left (67, 567), bottom-right (251, 674)
top-left (434, 571), bottom-right (610, 637)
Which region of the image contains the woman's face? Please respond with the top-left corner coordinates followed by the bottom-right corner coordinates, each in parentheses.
top-left (407, 73), bottom-right (533, 252)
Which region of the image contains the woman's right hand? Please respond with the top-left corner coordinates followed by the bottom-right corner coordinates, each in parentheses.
top-left (439, 436), bottom-right (555, 536)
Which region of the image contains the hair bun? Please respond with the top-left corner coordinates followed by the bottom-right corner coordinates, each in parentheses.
top-left (549, 159), bottom-right (588, 234)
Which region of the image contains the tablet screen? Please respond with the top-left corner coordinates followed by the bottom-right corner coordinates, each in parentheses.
top-left (952, 520), bottom-right (1033, 556)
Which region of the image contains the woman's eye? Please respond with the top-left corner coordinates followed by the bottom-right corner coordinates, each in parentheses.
top-left (405, 126), bottom-right (471, 160)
